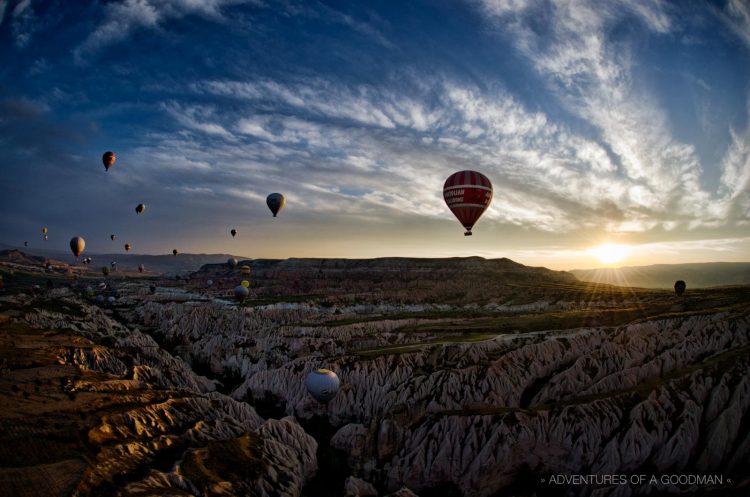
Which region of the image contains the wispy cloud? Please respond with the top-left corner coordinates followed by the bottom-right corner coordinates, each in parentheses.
top-left (11, 0), bottom-right (37, 47)
top-left (473, 0), bottom-right (747, 232)
top-left (723, 0), bottom-right (750, 48)
top-left (0, 0), bottom-right (7, 27)
top-left (73, 0), bottom-right (253, 63)
top-left (161, 102), bottom-right (233, 137)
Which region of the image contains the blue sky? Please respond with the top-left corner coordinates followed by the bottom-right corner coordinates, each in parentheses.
top-left (1, 0), bottom-right (749, 269)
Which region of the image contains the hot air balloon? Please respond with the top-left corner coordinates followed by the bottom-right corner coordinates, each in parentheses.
top-left (231, 229), bottom-right (237, 237)
top-left (24, 241), bottom-right (28, 247)
top-left (138, 264), bottom-right (145, 273)
top-left (674, 280), bottom-right (686, 296)
top-left (135, 204), bottom-right (145, 214)
top-left (227, 258), bottom-right (238, 269)
top-left (102, 267), bottom-right (110, 276)
top-left (172, 249), bottom-right (178, 256)
top-left (43, 235), bottom-right (48, 241)
top-left (207, 279), bottom-right (214, 286)
top-left (305, 369), bottom-right (340, 403)
top-left (107, 296), bottom-right (116, 305)
top-left (234, 285), bottom-right (249, 303)
top-left (266, 193), bottom-right (286, 217)
top-left (102, 151), bottom-right (116, 171)
top-left (124, 243), bottom-right (132, 252)
top-left (111, 234), bottom-right (116, 241)
top-left (42, 227), bottom-right (48, 235)
top-left (149, 285), bottom-right (156, 294)
top-left (241, 265), bottom-right (251, 276)
top-left (110, 261), bottom-right (117, 270)
top-left (70, 236), bottom-right (85, 258)
top-left (443, 170), bottom-right (493, 236)
top-left (95, 295), bottom-right (105, 304)
top-left (241, 280), bottom-right (250, 288)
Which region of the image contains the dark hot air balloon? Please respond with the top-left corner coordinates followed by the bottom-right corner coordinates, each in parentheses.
top-left (111, 234), bottom-right (116, 241)
top-left (234, 285), bottom-right (249, 303)
top-left (124, 243), bottom-right (132, 252)
top-left (69, 236), bottom-right (85, 258)
top-left (172, 249), bottom-right (178, 256)
top-left (135, 204), bottom-right (145, 214)
top-left (266, 193), bottom-right (286, 217)
top-left (227, 257), bottom-right (238, 269)
top-left (102, 151), bottom-right (116, 171)
top-left (674, 280), bottom-right (686, 296)
top-left (305, 369), bottom-right (340, 403)
top-left (231, 229), bottom-right (237, 237)
top-left (443, 170), bottom-right (493, 236)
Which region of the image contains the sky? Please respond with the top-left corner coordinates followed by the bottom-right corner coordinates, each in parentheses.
top-left (1, 0), bottom-right (749, 270)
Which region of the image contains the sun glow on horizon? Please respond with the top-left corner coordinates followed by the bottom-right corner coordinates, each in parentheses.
top-left (586, 243), bottom-right (632, 265)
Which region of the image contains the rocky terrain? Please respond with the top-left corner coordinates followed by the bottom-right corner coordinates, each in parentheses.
top-left (1, 255), bottom-right (748, 497)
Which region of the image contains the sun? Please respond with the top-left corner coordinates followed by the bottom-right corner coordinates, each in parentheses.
top-left (586, 243), bottom-right (631, 265)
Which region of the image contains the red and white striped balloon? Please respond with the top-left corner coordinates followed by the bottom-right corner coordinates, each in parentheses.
top-left (443, 170), bottom-right (493, 236)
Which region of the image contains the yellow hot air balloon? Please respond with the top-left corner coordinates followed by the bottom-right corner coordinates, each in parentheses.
top-left (241, 280), bottom-right (250, 288)
top-left (69, 236), bottom-right (85, 258)
top-left (42, 227), bottom-right (48, 235)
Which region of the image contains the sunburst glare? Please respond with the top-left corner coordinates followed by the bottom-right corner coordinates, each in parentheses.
top-left (586, 243), bottom-right (631, 265)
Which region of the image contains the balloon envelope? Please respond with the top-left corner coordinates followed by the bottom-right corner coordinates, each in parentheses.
top-left (241, 280), bottom-right (250, 288)
top-left (305, 369), bottom-right (340, 403)
top-left (138, 264), bottom-right (145, 273)
top-left (674, 280), bottom-right (686, 296)
top-left (124, 244), bottom-right (131, 252)
top-left (69, 236), bottom-right (85, 257)
top-left (135, 204), bottom-right (145, 214)
top-left (172, 249), bottom-right (178, 256)
top-left (231, 229), bottom-right (237, 237)
top-left (266, 193), bottom-right (286, 217)
top-left (227, 257), bottom-right (238, 269)
top-left (42, 227), bottom-right (48, 235)
top-left (241, 265), bottom-right (251, 276)
top-left (111, 234), bottom-right (116, 241)
top-left (102, 151), bottom-right (116, 171)
top-left (443, 170), bottom-right (493, 236)
top-left (234, 285), bottom-right (249, 303)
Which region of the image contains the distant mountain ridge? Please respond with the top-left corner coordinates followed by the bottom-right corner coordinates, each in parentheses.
top-left (0, 243), bottom-right (245, 275)
top-left (571, 262), bottom-right (750, 288)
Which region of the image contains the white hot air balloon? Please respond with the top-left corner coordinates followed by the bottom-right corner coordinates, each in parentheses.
top-left (305, 368), bottom-right (340, 403)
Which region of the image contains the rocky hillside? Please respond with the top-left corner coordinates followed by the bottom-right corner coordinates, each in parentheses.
top-left (1, 255), bottom-right (748, 496)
